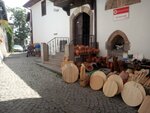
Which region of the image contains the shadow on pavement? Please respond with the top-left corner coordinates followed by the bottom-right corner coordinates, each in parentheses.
top-left (0, 98), bottom-right (64, 113)
top-left (0, 53), bottom-right (138, 113)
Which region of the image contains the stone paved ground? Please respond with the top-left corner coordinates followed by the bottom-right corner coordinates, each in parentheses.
top-left (0, 53), bottom-right (138, 113)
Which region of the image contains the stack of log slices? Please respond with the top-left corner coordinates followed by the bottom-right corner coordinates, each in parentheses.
top-left (61, 60), bottom-right (149, 108)
top-left (121, 69), bottom-right (149, 107)
top-left (128, 69), bottom-right (150, 87)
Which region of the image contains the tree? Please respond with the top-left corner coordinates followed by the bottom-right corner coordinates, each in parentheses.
top-left (8, 7), bottom-right (30, 46)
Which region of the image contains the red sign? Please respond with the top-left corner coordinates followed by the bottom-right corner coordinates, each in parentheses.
top-left (113, 6), bottom-right (129, 21)
top-left (113, 6), bottom-right (129, 15)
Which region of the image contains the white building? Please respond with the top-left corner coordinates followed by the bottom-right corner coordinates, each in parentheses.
top-left (24, 0), bottom-right (150, 59)
top-left (0, 26), bottom-right (8, 56)
top-left (97, 0), bottom-right (150, 59)
top-left (24, 0), bottom-right (69, 44)
top-left (0, 0), bottom-right (9, 56)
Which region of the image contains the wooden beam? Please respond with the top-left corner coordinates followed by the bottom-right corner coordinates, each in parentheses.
top-left (23, 0), bottom-right (41, 8)
top-left (52, 0), bottom-right (94, 15)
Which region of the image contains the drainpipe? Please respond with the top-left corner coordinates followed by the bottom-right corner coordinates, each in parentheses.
top-left (94, 0), bottom-right (97, 48)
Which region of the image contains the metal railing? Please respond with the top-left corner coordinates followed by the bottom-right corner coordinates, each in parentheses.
top-left (47, 35), bottom-right (96, 55)
top-left (47, 37), bottom-right (69, 55)
top-left (70, 35), bottom-right (97, 48)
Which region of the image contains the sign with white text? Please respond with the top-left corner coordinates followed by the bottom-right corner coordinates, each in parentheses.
top-left (113, 6), bottom-right (129, 21)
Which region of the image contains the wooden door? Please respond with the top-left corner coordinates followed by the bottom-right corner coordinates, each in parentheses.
top-left (73, 13), bottom-right (90, 46)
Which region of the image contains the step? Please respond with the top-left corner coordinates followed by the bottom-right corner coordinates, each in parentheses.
top-left (34, 52), bottom-right (65, 75)
top-left (36, 60), bottom-right (62, 75)
top-left (48, 52), bottom-right (65, 67)
top-left (47, 60), bottom-right (62, 67)
top-left (49, 53), bottom-right (65, 59)
top-left (37, 62), bottom-right (62, 75)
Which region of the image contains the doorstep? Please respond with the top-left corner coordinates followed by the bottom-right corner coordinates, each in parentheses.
top-left (34, 58), bottom-right (62, 75)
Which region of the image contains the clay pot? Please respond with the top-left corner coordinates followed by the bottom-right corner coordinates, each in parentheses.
top-left (95, 49), bottom-right (99, 54)
top-left (95, 57), bottom-right (100, 63)
top-left (85, 65), bottom-right (94, 72)
top-left (75, 49), bottom-right (80, 56)
top-left (119, 71), bottom-right (129, 84)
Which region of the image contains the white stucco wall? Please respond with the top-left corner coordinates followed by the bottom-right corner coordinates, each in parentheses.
top-left (97, 0), bottom-right (150, 58)
top-left (31, 0), bottom-right (69, 43)
top-left (0, 27), bottom-right (8, 56)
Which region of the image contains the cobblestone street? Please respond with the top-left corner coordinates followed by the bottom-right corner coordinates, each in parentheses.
top-left (0, 53), bottom-right (138, 113)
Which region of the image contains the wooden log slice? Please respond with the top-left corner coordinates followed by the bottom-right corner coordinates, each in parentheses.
top-left (90, 75), bottom-right (104, 90)
top-left (138, 96), bottom-right (150, 113)
top-left (128, 73), bottom-right (135, 81)
top-left (103, 80), bottom-right (118, 97)
top-left (79, 75), bottom-right (90, 87)
top-left (145, 69), bottom-right (149, 76)
top-left (62, 63), bottom-right (79, 83)
top-left (61, 61), bottom-right (73, 69)
top-left (92, 71), bottom-right (107, 82)
top-left (121, 81), bottom-right (144, 107)
top-left (80, 64), bottom-right (86, 80)
top-left (108, 74), bottom-right (123, 94)
top-left (135, 82), bottom-right (146, 98)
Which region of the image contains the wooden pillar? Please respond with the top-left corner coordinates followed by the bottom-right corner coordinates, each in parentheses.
top-left (65, 44), bottom-right (74, 61)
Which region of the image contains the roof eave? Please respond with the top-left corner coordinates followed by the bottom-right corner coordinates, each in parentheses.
top-left (23, 0), bottom-right (41, 8)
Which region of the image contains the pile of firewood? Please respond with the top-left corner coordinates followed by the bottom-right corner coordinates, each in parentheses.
top-left (128, 69), bottom-right (150, 87)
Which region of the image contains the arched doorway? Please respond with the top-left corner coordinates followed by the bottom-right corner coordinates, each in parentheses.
top-left (73, 12), bottom-right (90, 46)
top-left (70, 6), bottom-right (94, 47)
top-left (111, 35), bottom-right (124, 50)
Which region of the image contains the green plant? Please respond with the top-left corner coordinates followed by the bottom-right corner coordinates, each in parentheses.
top-left (0, 20), bottom-right (13, 52)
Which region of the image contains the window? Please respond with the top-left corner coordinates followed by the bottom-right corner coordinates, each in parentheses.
top-left (41, 0), bottom-right (46, 16)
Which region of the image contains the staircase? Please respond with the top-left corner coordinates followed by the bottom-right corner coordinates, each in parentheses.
top-left (43, 37), bottom-right (69, 74)
top-left (49, 52), bottom-right (64, 66)
top-left (35, 52), bottom-right (64, 75)
top-left (47, 37), bottom-right (69, 55)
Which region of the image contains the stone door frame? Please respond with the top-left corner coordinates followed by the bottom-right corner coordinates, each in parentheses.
top-left (70, 5), bottom-right (94, 45)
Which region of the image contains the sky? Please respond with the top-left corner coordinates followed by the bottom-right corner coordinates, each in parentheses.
top-left (3, 0), bottom-right (30, 22)
top-left (4, 0), bottom-right (29, 8)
